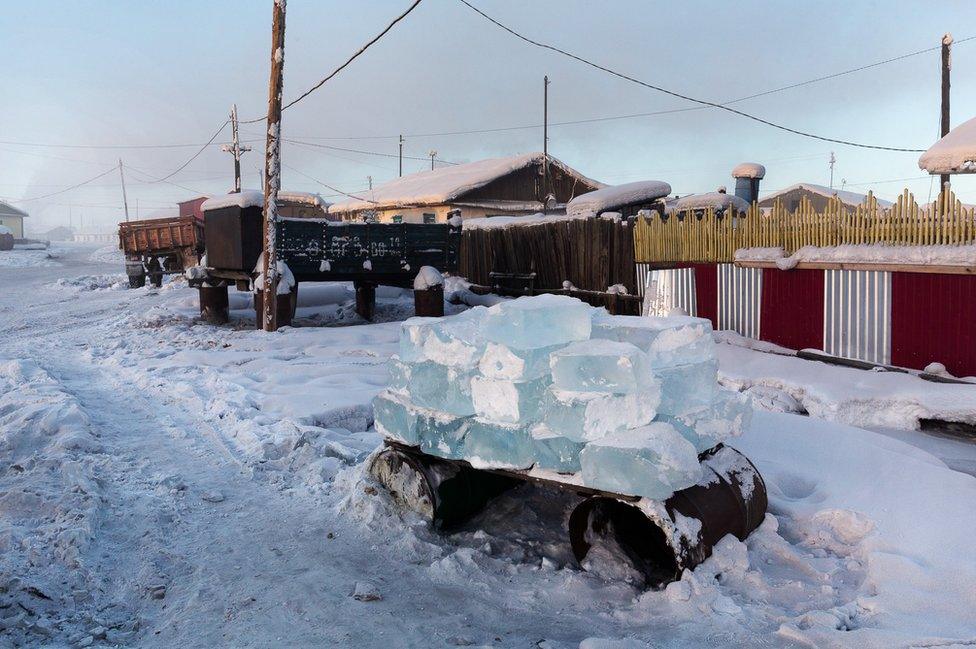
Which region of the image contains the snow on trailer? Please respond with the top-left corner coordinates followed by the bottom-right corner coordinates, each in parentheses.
top-left (191, 191), bottom-right (462, 324)
top-left (369, 295), bottom-right (767, 587)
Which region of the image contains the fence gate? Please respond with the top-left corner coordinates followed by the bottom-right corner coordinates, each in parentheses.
top-left (717, 264), bottom-right (762, 339)
top-left (640, 266), bottom-right (697, 317)
top-left (824, 269), bottom-right (892, 365)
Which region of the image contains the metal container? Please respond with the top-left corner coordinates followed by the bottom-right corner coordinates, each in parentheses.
top-left (568, 444), bottom-right (767, 588)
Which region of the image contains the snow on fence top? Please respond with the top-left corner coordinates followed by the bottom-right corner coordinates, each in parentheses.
top-left (734, 244), bottom-right (976, 269)
top-left (919, 115), bottom-right (976, 174)
top-left (565, 180), bottom-right (671, 218)
top-left (669, 192), bottom-right (749, 214)
top-left (328, 153), bottom-right (601, 214)
top-left (762, 183), bottom-right (894, 209)
top-left (731, 162), bottom-right (766, 179)
top-left (202, 190), bottom-right (328, 212)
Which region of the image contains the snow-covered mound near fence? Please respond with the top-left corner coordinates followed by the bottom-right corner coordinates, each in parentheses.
top-left (919, 113), bottom-right (976, 174)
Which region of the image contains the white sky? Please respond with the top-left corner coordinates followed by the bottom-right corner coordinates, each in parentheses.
top-left (3, 0), bottom-right (976, 233)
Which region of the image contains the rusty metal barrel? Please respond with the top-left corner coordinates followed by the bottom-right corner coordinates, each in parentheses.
top-left (568, 444), bottom-right (767, 588)
top-left (369, 446), bottom-right (519, 529)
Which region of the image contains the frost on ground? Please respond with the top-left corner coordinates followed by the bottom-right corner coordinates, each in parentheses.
top-left (0, 244), bottom-right (975, 647)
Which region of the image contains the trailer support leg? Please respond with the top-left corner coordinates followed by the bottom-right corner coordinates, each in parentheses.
top-left (414, 284), bottom-right (444, 317)
top-left (355, 281), bottom-right (376, 321)
top-left (198, 285), bottom-right (229, 324)
top-left (254, 287), bottom-right (296, 328)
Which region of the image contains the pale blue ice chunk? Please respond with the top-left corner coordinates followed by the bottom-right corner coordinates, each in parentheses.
top-left (483, 294), bottom-right (592, 349)
top-left (549, 339), bottom-right (651, 394)
top-left (461, 418), bottom-right (535, 469)
top-left (417, 413), bottom-right (470, 460)
top-left (591, 313), bottom-right (714, 368)
top-left (579, 423), bottom-right (703, 500)
top-left (541, 386), bottom-right (659, 443)
top-left (470, 375), bottom-right (549, 424)
top-left (399, 307), bottom-right (487, 369)
top-left (372, 390), bottom-right (422, 445)
top-left (479, 342), bottom-right (565, 381)
top-left (531, 425), bottom-right (584, 473)
top-left (387, 357), bottom-right (476, 416)
top-left (658, 389), bottom-right (752, 453)
top-left (653, 359), bottom-right (718, 416)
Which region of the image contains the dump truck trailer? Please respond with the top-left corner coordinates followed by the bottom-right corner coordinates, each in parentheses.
top-left (118, 215), bottom-right (203, 288)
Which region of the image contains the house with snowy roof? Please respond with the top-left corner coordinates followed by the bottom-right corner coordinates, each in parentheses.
top-left (565, 180), bottom-right (671, 219)
top-left (0, 201), bottom-right (28, 238)
top-left (327, 153), bottom-right (602, 223)
top-left (758, 183), bottom-right (893, 212)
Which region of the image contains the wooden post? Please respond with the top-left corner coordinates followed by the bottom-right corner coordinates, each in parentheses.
top-left (355, 281), bottom-right (376, 321)
top-left (399, 134), bottom-right (404, 177)
top-left (118, 159), bottom-right (130, 222)
top-left (199, 285), bottom-right (230, 324)
top-left (414, 284), bottom-right (444, 317)
top-left (261, 0), bottom-right (287, 332)
top-left (940, 33), bottom-right (952, 190)
top-left (542, 75), bottom-right (549, 210)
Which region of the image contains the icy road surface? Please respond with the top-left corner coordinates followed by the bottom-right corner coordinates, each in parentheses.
top-left (0, 243), bottom-right (975, 648)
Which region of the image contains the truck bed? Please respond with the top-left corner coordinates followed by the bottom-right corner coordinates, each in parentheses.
top-left (118, 215), bottom-right (201, 256)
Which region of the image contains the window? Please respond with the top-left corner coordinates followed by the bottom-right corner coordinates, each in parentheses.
top-left (392, 214), bottom-right (403, 224)
top-left (422, 213), bottom-right (436, 224)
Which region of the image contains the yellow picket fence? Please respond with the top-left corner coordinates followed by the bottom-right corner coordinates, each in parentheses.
top-left (633, 188), bottom-right (976, 264)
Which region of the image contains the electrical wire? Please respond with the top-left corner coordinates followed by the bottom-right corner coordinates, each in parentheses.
top-left (280, 162), bottom-right (377, 203)
top-left (241, 0), bottom-right (424, 124)
top-left (10, 167), bottom-right (119, 203)
top-left (458, 0), bottom-right (931, 152)
top-left (140, 121), bottom-right (229, 183)
top-left (284, 138), bottom-right (458, 165)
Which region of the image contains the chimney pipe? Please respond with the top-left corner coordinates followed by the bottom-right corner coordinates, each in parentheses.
top-left (731, 162), bottom-right (766, 205)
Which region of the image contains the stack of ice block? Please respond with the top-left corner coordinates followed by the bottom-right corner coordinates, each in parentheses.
top-left (372, 295), bottom-right (751, 501)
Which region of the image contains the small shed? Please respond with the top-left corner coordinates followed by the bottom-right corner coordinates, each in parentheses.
top-left (565, 180), bottom-right (671, 219)
top-left (327, 153), bottom-right (602, 223)
top-left (0, 201), bottom-right (28, 238)
top-left (758, 183), bottom-right (892, 212)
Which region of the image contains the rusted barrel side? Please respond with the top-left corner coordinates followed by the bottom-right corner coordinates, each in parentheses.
top-left (568, 444), bottom-right (767, 588)
top-left (369, 446), bottom-right (519, 529)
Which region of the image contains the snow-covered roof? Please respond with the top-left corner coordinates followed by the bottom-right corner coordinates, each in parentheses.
top-left (760, 183), bottom-right (894, 209)
top-left (202, 190), bottom-right (330, 212)
top-left (670, 192), bottom-right (750, 214)
top-left (0, 201), bottom-right (28, 218)
top-left (565, 180), bottom-right (671, 218)
top-left (731, 162), bottom-right (766, 179)
top-left (328, 153), bottom-right (601, 213)
top-left (919, 115), bottom-right (976, 174)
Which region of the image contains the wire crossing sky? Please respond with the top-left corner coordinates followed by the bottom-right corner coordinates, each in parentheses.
top-left (3, 0), bottom-right (975, 232)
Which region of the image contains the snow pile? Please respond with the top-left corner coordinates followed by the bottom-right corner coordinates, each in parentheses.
top-left (731, 162), bottom-right (766, 179)
top-left (735, 243), bottom-right (976, 268)
top-left (716, 342), bottom-right (976, 428)
top-left (88, 244), bottom-right (123, 265)
top-left (51, 273), bottom-right (128, 292)
top-left (412, 265), bottom-right (443, 290)
top-left (918, 114), bottom-right (976, 174)
top-left (374, 296), bottom-right (750, 500)
top-left (0, 247), bottom-right (62, 268)
top-left (0, 224), bottom-right (11, 235)
top-left (566, 180), bottom-right (671, 218)
top-left (0, 359), bottom-right (105, 645)
top-left (329, 153), bottom-right (601, 214)
top-left (669, 191), bottom-right (750, 214)
top-left (252, 252), bottom-right (295, 295)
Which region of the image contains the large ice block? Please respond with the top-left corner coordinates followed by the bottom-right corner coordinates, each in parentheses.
top-left (470, 375), bottom-right (549, 424)
top-left (399, 307), bottom-right (487, 369)
top-left (592, 313), bottom-right (714, 368)
top-left (549, 339), bottom-right (651, 394)
top-left (461, 418), bottom-right (535, 469)
top-left (541, 386), bottom-right (659, 443)
top-left (479, 342), bottom-right (564, 381)
top-left (387, 356), bottom-right (476, 416)
top-left (372, 390), bottom-right (422, 445)
top-left (483, 294), bottom-right (592, 349)
top-left (653, 359), bottom-right (718, 416)
top-left (658, 389), bottom-right (752, 453)
top-left (417, 413), bottom-right (469, 460)
top-left (531, 425), bottom-right (584, 473)
top-left (579, 423), bottom-right (703, 500)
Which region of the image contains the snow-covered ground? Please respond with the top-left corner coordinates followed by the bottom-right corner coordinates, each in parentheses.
top-left (1, 243), bottom-right (975, 647)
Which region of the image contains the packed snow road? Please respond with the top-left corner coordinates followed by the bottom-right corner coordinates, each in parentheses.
top-left (1, 243), bottom-right (975, 648)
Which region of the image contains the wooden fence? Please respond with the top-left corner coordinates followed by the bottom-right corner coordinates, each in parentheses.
top-left (633, 187), bottom-right (976, 264)
top-left (459, 217), bottom-right (637, 293)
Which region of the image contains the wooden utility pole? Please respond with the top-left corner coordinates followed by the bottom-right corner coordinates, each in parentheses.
top-left (118, 159), bottom-right (130, 222)
top-left (223, 104), bottom-right (252, 193)
top-left (940, 33), bottom-right (952, 190)
top-left (542, 75), bottom-right (550, 211)
top-left (261, 0), bottom-right (287, 332)
top-left (399, 134), bottom-right (404, 177)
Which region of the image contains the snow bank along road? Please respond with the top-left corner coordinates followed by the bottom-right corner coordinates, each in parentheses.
top-left (0, 243), bottom-right (974, 648)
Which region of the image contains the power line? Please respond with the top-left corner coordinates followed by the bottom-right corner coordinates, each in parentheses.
top-left (10, 167), bottom-right (119, 203)
top-left (280, 162), bottom-right (377, 203)
top-left (241, 0), bottom-right (424, 124)
top-left (139, 121), bottom-right (229, 183)
top-left (284, 138), bottom-right (458, 165)
top-left (458, 0), bottom-right (931, 153)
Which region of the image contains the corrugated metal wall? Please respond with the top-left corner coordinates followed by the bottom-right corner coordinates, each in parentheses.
top-left (640, 266), bottom-right (697, 317)
top-left (823, 269), bottom-right (891, 365)
top-left (760, 268), bottom-right (824, 351)
top-left (717, 264), bottom-right (762, 339)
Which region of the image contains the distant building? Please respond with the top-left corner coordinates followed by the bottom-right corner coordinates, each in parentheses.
top-left (327, 153), bottom-right (602, 223)
top-left (759, 183), bottom-right (893, 212)
top-left (565, 180), bottom-right (671, 219)
top-left (41, 226), bottom-right (76, 241)
top-left (0, 201), bottom-right (28, 238)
